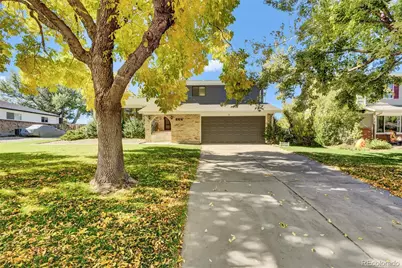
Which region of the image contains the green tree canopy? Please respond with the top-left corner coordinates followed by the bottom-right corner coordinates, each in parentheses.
top-left (0, 74), bottom-right (90, 123)
top-left (260, 0), bottom-right (402, 105)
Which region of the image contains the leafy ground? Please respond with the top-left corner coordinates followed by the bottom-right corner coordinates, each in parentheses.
top-left (0, 140), bottom-right (200, 267)
top-left (286, 146), bottom-right (402, 198)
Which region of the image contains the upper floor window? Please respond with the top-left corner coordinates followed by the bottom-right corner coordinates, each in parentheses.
top-left (6, 112), bottom-right (22, 121)
top-left (41, 116), bottom-right (48, 123)
top-left (384, 84), bottom-right (399, 99)
top-left (192, 86), bottom-right (206, 97)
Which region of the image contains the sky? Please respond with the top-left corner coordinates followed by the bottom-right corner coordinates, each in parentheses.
top-left (0, 1), bottom-right (294, 123)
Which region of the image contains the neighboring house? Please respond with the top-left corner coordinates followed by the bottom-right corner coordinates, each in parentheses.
top-left (124, 80), bottom-right (281, 144)
top-left (360, 83), bottom-right (402, 141)
top-left (0, 100), bottom-right (60, 136)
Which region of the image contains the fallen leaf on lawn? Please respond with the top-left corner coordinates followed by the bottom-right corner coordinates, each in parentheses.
top-left (344, 233), bottom-right (348, 237)
top-left (320, 234), bottom-right (325, 237)
top-left (392, 219), bottom-right (401, 225)
top-left (377, 227), bottom-right (382, 229)
top-left (209, 259), bottom-right (212, 262)
top-left (279, 222), bottom-right (288, 228)
top-left (228, 234), bottom-right (236, 243)
top-left (358, 237), bottom-right (363, 240)
top-left (328, 218), bottom-right (332, 224)
top-left (311, 248), bottom-right (316, 253)
top-left (303, 234), bottom-right (309, 237)
top-left (204, 229), bottom-right (208, 233)
top-left (209, 202), bottom-right (214, 207)
top-left (292, 232), bottom-right (296, 236)
top-left (324, 194), bottom-right (328, 196)
top-left (261, 227), bottom-right (265, 230)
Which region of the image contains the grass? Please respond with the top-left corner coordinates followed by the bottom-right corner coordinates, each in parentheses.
top-left (285, 146), bottom-right (402, 198)
top-left (0, 139), bottom-right (200, 267)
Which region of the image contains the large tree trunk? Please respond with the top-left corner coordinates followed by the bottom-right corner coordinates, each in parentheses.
top-left (90, 99), bottom-right (137, 193)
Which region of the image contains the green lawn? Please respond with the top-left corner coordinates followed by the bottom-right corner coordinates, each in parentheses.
top-left (0, 140), bottom-right (200, 267)
top-left (286, 146), bottom-right (402, 198)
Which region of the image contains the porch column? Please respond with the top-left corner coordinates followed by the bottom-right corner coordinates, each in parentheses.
top-left (144, 115), bottom-right (153, 142)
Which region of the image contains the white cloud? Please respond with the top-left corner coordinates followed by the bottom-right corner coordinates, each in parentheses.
top-left (0, 76), bottom-right (6, 81)
top-left (204, 59), bottom-right (223, 72)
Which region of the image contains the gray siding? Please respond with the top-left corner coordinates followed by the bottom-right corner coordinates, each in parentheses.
top-left (185, 85), bottom-right (262, 104)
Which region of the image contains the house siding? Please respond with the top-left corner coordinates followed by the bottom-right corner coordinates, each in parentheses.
top-left (0, 108), bottom-right (59, 124)
top-left (186, 85), bottom-right (262, 104)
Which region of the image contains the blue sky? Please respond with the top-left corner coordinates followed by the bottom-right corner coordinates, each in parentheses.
top-left (0, 1), bottom-right (293, 123)
top-left (193, 1), bottom-right (294, 109)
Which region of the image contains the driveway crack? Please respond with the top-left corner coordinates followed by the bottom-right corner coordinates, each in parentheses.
top-left (252, 156), bottom-right (373, 259)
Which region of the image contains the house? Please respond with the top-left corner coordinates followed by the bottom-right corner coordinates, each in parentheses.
top-left (0, 100), bottom-right (60, 136)
top-left (124, 80), bottom-right (281, 144)
top-left (360, 83), bottom-right (402, 141)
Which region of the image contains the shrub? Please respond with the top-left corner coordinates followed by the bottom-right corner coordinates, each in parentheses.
top-left (61, 120), bottom-right (97, 141)
top-left (281, 104), bottom-right (317, 146)
top-left (314, 92), bottom-right (362, 146)
top-left (367, 139), bottom-right (392, 150)
top-left (123, 118), bottom-right (145, 138)
top-left (85, 120), bottom-right (98, 138)
top-left (61, 128), bottom-right (86, 141)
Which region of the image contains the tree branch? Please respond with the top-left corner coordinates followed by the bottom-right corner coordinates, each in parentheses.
top-left (28, 10), bottom-right (47, 54)
top-left (348, 57), bottom-right (376, 72)
top-left (24, 0), bottom-right (91, 64)
top-left (325, 48), bottom-right (372, 54)
top-left (111, 0), bottom-right (174, 98)
top-left (66, 0), bottom-right (96, 41)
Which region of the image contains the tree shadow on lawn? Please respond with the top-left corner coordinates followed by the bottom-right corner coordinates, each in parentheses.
top-left (0, 146), bottom-right (200, 266)
top-left (294, 151), bottom-right (402, 197)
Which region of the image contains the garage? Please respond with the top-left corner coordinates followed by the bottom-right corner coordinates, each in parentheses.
top-left (201, 116), bottom-right (266, 144)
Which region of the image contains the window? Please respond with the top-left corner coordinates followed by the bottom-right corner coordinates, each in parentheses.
top-left (377, 116), bottom-right (401, 133)
top-left (192, 86), bottom-right (206, 97)
top-left (384, 84), bottom-right (400, 99)
top-left (41, 116), bottom-right (48, 123)
top-left (6, 112), bottom-right (22, 120)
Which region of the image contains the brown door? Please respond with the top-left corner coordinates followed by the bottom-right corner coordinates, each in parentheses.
top-left (202, 116), bottom-right (265, 144)
top-left (164, 117), bottom-right (171, 131)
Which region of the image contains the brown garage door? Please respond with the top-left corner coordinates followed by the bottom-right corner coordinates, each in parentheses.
top-left (202, 116), bottom-right (265, 144)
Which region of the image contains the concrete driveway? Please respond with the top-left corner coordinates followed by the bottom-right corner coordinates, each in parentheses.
top-left (181, 145), bottom-right (402, 268)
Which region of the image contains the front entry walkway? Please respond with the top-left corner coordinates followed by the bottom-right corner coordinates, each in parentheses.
top-left (181, 145), bottom-right (402, 268)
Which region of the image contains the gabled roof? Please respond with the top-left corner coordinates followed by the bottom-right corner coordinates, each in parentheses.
top-left (0, 100), bottom-right (59, 117)
top-left (138, 103), bottom-right (281, 115)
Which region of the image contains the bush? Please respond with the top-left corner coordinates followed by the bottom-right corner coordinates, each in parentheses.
top-left (85, 120), bottom-right (98, 138)
top-left (281, 104), bottom-right (317, 146)
top-left (314, 92), bottom-right (362, 146)
top-left (281, 91), bottom-right (362, 147)
top-left (265, 119), bottom-right (292, 144)
top-left (367, 139), bottom-right (392, 150)
top-left (61, 120), bottom-right (97, 141)
top-left (123, 118), bottom-right (145, 138)
top-left (61, 128), bottom-right (86, 141)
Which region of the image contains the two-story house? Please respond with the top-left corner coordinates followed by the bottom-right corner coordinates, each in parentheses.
top-left (360, 83), bottom-right (402, 141)
top-left (124, 80), bottom-right (281, 144)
